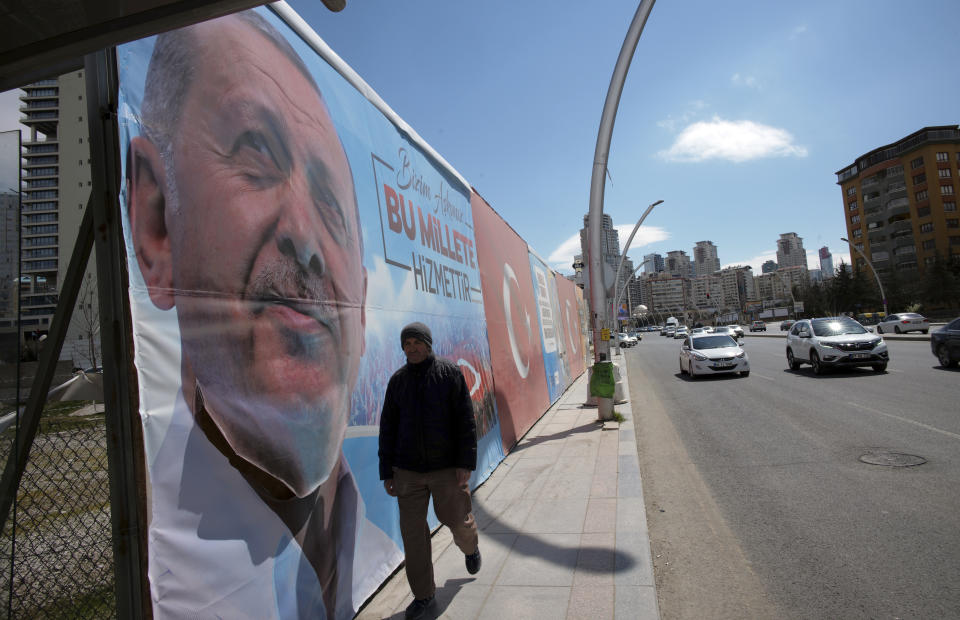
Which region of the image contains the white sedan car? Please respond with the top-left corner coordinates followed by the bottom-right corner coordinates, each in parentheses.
top-left (875, 312), bottom-right (930, 334)
top-left (679, 334), bottom-right (750, 378)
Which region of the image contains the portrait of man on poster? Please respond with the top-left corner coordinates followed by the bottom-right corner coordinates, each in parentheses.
top-left (125, 10), bottom-right (398, 619)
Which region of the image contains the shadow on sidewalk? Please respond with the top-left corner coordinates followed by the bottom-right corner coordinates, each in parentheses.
top-left (381, 578), bottom-right (474, 620)
top-left (507, 420), bottom-right (610, 455)
top-left (472, 499), bottom-right (637, 574)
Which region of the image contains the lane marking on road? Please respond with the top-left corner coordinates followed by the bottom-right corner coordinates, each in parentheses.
top-left (752, 373), bottom-right (776, 381)
top-left (847, 401), bottom-right (960, 441)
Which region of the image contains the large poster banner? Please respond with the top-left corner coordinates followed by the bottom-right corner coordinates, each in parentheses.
top-left (116, 6), bottom-right (501, 618)
top-left (472, 193), bottom-right (550, 451)
top-left (528, 250), bottom-right (572, 403)
top-left (555, 275), bottom-right (587, 381)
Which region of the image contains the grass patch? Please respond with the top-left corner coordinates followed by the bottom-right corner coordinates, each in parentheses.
top-left (611, 410), bottom-right (625, 423)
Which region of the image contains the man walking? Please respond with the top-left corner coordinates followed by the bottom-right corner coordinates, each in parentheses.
top-left (379, 322), bottom-right (481, 619)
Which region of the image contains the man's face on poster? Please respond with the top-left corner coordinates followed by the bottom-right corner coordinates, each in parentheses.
top-left (129, 16), bottom-right (366, 498)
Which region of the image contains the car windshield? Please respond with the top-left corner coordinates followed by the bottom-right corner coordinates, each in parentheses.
top-left (691, 335), bottom-right (738, 350)
top-left (900, 313), bottom-right (923, 319)
top-left (714, 327), bottom-right (731, 332)
top-left (811, 318), bottom-right (867, 336)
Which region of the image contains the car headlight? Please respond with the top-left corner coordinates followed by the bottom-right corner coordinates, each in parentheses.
top-left (736, 351), bottom-right (746, 359)
top-left (869, 338), bottom-right (882, 348)
top-left (819, 341), bottom-right (837, 349)
top-left (690, 351), bottom-right (708, 361)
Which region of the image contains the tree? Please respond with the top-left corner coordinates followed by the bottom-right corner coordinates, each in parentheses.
top-left (920, 253), bottom-right (959, 310)
top-left (71, 273), bottom-right (100, 370)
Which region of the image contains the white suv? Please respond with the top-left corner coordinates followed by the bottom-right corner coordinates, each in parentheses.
top-left (786, 317), bottom-right (889, 374)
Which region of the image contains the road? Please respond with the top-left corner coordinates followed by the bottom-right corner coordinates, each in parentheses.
top-left (623, 332), bottom-right (959, 620)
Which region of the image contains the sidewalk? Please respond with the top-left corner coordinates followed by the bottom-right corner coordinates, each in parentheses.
top-left (357, 351), bottom-right (660, 620)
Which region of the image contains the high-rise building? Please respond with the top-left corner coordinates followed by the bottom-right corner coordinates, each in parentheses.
top-left (1, 192), bottom-right (18, 318)
top-left (643, 252), bottom-right (664, 274)
top-left (19, 71), bottom-right (96, 364)
top-left (761, 260), bottom-right (778, 273)
top-left (579, 213), bottom-right (631, 313)
top-left (836, 125), bottom-right (960, 276)
top-left (665, 250), bottom-right (691, 277)
top-left (641, 272), bottom-right (688, 315)
top-left (693, 240), bottom-right (720, 276)
top-left (776, 232), bottom-right (807, 269)
top-left (819, 246), bottom-right (834, 279)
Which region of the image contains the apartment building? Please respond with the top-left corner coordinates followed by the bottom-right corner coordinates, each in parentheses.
top-left (819, 246), bottom-right (834, 279)
top-left (19, 71), bottom-right (97, 364)
top-left (693, 240), bottom-right (720, 276)
top-left (665, 250), bottom-right (691, 277)
top-left (836, 125), bottom-right (960, 276)
top-left (776, 232), bottom-right (807, 269)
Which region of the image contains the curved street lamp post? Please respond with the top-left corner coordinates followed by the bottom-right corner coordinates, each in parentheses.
top-left (612, 255), bottom-right (656, 352)
top-left (586, 0), bottom-right (657, 421)
top-left (841, 236), bottom-right (888, 317)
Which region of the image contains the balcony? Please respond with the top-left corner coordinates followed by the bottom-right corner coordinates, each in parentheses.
top-left (893, 236), bottom-right (917, 250)
top-left (886, 201), bottom-right (911, 218)
top-left (889, 219), bottom-right (913, 235)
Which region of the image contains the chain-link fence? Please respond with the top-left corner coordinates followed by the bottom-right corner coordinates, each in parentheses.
top-left (1, 364), bottom-right (116, 619)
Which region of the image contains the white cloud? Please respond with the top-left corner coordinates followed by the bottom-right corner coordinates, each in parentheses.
top-left (548, 225), bottom-right (670, 273)
top-left (659, 117), bottom-right (808, 163)
top-left (723, 249), bottom-right (825, 275)
top-left (722, 251), bottom-right (776, 275)
top-left (731, 73), bottom-right (761, 89)
top-left (790, 24), bottom-right (808, 40)
top-left (656, 100), bottom-right (708, 132)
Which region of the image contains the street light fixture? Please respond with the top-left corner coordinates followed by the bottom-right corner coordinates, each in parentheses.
top-left (841, 237), bottom-right (887, 317)
top-left (612, 256), bottom-right (655, 353)
top-left (611, 199), bottom-right (664, 327)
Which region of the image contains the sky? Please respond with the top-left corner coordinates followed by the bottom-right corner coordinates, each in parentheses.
top-left (2, 0), bottom-right (959, 276)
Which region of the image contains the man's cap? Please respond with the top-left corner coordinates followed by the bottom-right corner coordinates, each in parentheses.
top-left (400, 322), bottom-right (432, 348)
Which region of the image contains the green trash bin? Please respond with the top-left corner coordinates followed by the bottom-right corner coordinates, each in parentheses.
top-left (589, 361), bottom-right (616, 399)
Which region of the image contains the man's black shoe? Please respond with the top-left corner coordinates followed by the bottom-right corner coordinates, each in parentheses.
top-left (405, 595), bottom-right (435, 620)
top-left (465, 548), bottom-right (482, 575)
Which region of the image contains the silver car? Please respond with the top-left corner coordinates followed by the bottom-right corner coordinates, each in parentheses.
top-left (679, 334), bottom-right (750, 378)
top-left (875, 312), bottom-right (930, 335)
top-left (786, 317), bottom-right (889, 374)
top-left (727, 324), bottom-right (745, 338)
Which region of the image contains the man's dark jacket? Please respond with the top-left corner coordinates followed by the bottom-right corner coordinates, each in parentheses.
top-left (378, 354), bottom-right (477, 479)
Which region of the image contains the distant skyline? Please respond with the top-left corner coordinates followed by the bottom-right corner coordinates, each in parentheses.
top-left (3, 1), bottom-right (959, 277)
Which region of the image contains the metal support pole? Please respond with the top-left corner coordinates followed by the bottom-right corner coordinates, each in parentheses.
top-left (610, 200), bottom-right (663, 353)
top-left (85, 49), bottom-right (146, 619)
top-left (841, 237), bottom-right (887, 317)
top-left (587, 0), bottom-right (656, 420)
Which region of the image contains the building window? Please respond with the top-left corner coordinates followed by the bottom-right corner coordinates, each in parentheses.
top-left (855, 243), bottom-right (864, 252)
top-left (951, 236), bottom-right (960, 246)
top-left (851, 214), bottom-right (860, 225)
top-left (915, 190), bottom-right (928, 201)
top-left (942, 185), bottom-right (955, 196)
top-left (920, 223), bottom-right (934, 233)
top-left (896, 261), bottom-right (917, 271)
top-left (913, 173), bottom-right (926, 184)
top-left (846, 186), bottom-right (856, 196)
top-left (893, 245), bottom-right (915, 255)
top-left (947, 219), bottom-right (959, 229)
top-left (922, 239), bottom-right (936, 250)
top-left (910, 156), bottom-right (924, 169)
top-left (848, 200), bottom-right (858, 211)
top-left (924, 257), bottom-right (936, 266)
top-left (939, 168), bottom-right (952, 178)
top-left (936, 151), bottom-right (948, 162)
top-left (917, 206), bottom-right (931, 218)
top-left (945, 201), bottom-right (957, 212)
top-left (853, 228), bottom-right (862, 238)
